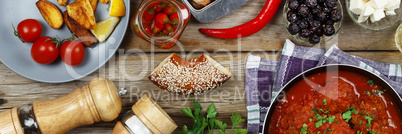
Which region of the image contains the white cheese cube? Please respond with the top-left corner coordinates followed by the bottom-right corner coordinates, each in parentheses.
top-left (370, 9), bottom-right (386, 22)
top-left (357, 13), bottom-right (369, 23)
top-left (386, 10), bottom-right (396, 15)
top-left (372, 0), bottom-right (388, 9)
top-left (386, 0), bottom-right (401, 10)
top-left (362, 5), bottom-right (375, 16)
top-left (350, 0), bottom-right (366, 14)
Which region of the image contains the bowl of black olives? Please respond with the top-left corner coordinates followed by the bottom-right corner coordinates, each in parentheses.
top-left (284, 0), bottom-right (343, 45)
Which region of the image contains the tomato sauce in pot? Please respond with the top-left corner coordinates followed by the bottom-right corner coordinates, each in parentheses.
top-left (268, 71), bottom-right (402, 134)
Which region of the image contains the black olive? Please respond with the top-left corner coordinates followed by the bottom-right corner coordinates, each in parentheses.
top-left (317, 11), bottom-right (328, 22)
top-left (298, 20), bottom-right (309, 29)
top-left (306, 0), bottom-right (317, 8)
top-left (325, 20), bottom-right (334, 26)
top-left (331, 9), bottom-right (342, 22)
top-left (325, 0), bottom-right (337, 8)
top-left (298, 4), bottom-right (310, 17)
top-left (299, 29), bottom-right (311, 38)
top-left (288, 23), bottom-right (301, 35)
top-left (309, 20), bottom-right (321, 32)
top-left (316, 26), bottom-right (324, 36)
top-left (324, 24), bottom-right (335, 36)
top-left (288, 0), bottom-right (300, 10)
top-left (309, 35), bottom-right (321, 44)
top-left (287, 11), bottom-right (299, 23)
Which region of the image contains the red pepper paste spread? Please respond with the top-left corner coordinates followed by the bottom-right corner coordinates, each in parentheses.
top-left (268, 71), bottom-right (402, 134)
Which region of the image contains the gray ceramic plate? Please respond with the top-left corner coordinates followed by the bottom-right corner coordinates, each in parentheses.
top-left (0, 0), bottom-right (130, 83)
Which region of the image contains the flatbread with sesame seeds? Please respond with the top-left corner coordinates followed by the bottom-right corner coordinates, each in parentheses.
top-left (148, 53), bottom-right (232, 95)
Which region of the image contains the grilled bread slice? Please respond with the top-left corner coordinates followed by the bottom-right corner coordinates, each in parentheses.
top-left (63, 11), bottom-right (99, 47)
top-left (99, 0), bottom-right (110, 4)
top-left (88, 0), bottom-right (98, 12)
top-left (57, 0), bottom-right (68, 6)
top-left (67, 0), bottom-right (96, 29)
top-left (36, 0), bottom-right (64, 29)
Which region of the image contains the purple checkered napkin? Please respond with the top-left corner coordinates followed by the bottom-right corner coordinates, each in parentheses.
top-left (245, 39), bottom-right (402, 134)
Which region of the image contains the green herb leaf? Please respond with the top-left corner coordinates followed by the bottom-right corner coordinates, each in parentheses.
top-left (193, 100), bottom-right (202, 115)
top-left (315, 120), bottom-right (323, 128)
top-left (323, 99), bottom-right (327, 105)
top-left (215, 120), bottom-right (227, 132)
top-left (365, 91), bottom-right (372, 96)
top-left (300, 124), bottom-right (308, 134)
top-left (312, 108), bottom-right (319, 114)
top-left (342, 107), bottom-right (358, 122)
top-left (233, 129), bottom-right (248, 134)
top-left (206, 103), bottom-right (216, 118)
top-left (182, 125), bottom-right (189, 134)
top-left (218, 130), bottom-right (224, 134)
top-left (231, 113), bottom-right (245, 127)
top-left (208, 118), bottom-right (215, 131)
top-left (367, 80), bottom-right (374, 87)
top-left (181, 107), bottom-right (195, 119)
top-left (327, 116), bottom-right (336, 124)
top-left (365, 113), bottom-right (375, 127)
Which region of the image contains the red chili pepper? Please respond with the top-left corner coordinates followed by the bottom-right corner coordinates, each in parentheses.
top-left (169, 12), bottom-right (179, 26)
top-left (152, 22), bottom-right (164, 35)
top-left (143, 6), bottom-right (157, 22)
top-left (165, 23), bottom-right (174, 33)
top-left (149, 2), bottom-right (170, 12)
top-left (154, 13), bottom-right (173, 25)
top-left (199, 0), bottom-right (282, 39)
top-left (162, 6), bottom-right (176, 15)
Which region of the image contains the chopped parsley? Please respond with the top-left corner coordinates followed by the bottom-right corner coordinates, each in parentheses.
top-left (357, 130), bottom-right (363, 134)
top-left (365, 91), bottom-right (372, 96)
top-left (367, 130), bottom-right (377, 134)
top-left (365, 113), bottom-right (376, 127)
top-left (323, 99), bottom-right (327, 105)
top-left (327, 116), bottom-right (336, 124)
top-left (372, 90), bottom-right (384, 96)
top-left (336, 121), bottom-right (340, 124)
top-left (300, 124), bottom-right (308, 134)
top-left (367, 80), bottom-right (374, 87)
top-left (342, 107), bottom-right (358, 122)
top-left (311, 108), bottom-right (336, 128)
top-left (319, 108), bottom-right (330, 114)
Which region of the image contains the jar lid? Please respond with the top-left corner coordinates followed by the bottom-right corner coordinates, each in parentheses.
top-left (132, 94), bottom-right (177, 134)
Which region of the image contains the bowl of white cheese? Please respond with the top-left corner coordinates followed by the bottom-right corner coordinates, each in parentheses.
top-left (346, 0), bottom-right (401, 30)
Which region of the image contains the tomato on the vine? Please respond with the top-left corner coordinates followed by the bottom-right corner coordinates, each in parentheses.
top-left (31, 36), bottom-right (59, 64)
top-left (14, 19), bottom-right (42, 43)
top-left (60, 40), bottom-right (85, 66)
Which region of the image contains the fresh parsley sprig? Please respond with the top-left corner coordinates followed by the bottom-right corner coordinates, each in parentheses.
top-left (181, 100), bottom-right (247, 134)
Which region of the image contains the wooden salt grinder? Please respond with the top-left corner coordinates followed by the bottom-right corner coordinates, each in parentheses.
top-left (0, 77), bottom-right (126, 134)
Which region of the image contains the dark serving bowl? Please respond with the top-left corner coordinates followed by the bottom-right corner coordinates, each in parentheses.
top-left (262, 64), bottom-right (402, 133)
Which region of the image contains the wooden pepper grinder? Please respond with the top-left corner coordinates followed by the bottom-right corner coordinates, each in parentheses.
top-left (112, 94), bottom-right (177, 134)
top-left (0, 77), bottom-right (127, 134)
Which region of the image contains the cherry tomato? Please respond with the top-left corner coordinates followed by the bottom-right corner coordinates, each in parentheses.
top-left (60, 40), bottom-right (85, 66)
top-left (31, 36), bottom-right (59, 64)
top-left (15, 19), bottom-right (42, 43)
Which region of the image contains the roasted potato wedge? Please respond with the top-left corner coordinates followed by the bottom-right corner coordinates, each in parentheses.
top-left (63, 11), bottom-right (99, 47)
top-left (99, 0), bottom-right (110, 4)
top-left (67, 0), bottom-right (96, 29)
top-left (36, 0), bottom-right (64, 29)
top-left (88, 0), bottom-right (98, 12)
top-left (57, 0), bottom-right (68, 6)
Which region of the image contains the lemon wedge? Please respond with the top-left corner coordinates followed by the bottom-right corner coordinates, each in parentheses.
top-left (109, 0), bottom-right (126, 17)
top-left (90, 17), bottom-right (120, 43)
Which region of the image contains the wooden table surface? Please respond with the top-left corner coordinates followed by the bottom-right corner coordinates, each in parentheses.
top-left (1, 0), bottom-right (401, 133)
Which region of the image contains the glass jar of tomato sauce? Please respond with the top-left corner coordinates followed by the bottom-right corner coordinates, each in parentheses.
top-left (131, 0), bottom-right (190, 49)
